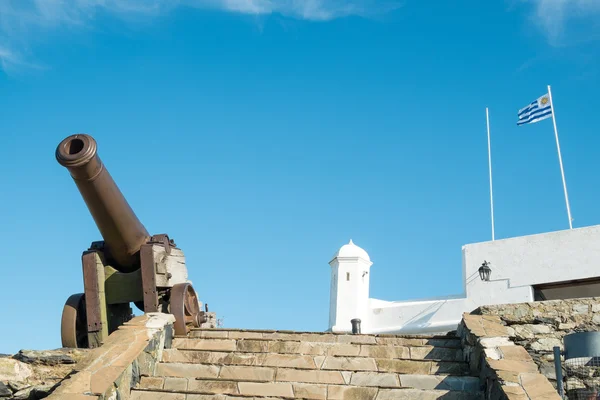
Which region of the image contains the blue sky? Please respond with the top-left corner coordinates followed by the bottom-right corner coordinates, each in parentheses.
top-left (1, 0), bottom-right (599, 354)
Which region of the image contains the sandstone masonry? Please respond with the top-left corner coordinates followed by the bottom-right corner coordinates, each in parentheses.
top-left (474, 297), bottom-right (600, 397)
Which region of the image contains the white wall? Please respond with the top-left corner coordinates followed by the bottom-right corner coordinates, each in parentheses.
top-left (328, 225), bottom-right (600, 334)
top-left (329, 256), bottom-right (372, 332)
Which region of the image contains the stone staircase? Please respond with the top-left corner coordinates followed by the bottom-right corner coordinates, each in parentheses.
top-left (131, 328), bottom-right (484, 399)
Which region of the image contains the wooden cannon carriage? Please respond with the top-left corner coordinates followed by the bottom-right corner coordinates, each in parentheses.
top-left (56, 134), bottom-right (206, 348)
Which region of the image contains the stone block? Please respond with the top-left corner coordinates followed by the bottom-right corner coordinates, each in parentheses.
top-left (376, 337), bottom-right (424, 346)
top-left (496, 370), bottom-right (520, 384)
top-left (425, 339), bottom-right (463, 349)
top-left (513, 324), bottom-right (551, 339)
top-left (0, 359), bottom-right (33, 382)
top-left (225, 352), bottom-right (266, 366)
top-left (350, 371), bottom-right (400, 387)
top-left (462, 314), bottom-right (486, 337)
top-left (162, 349), bottom-right (215, 364)
top-left (262, 354), bottom-right (316, 369)
top-left (13, 349), bottom-right (80, 366)
top-left (328, 344), bottom-right (361, 357)
top-left (430, 361), bottom-right (469, 375)
top-left (557, 322), bottom-right (576, 330)
top-left (500, 385), bottom-right (528, 400)
top-left (292, 383), bottom-right (327, 400)
top-left (236, 340), bottom-right (269, 353)
top-left (481, 318), bottom-right (509, 337)
top-left (163, 377), bottom-right (188, 391)
top-left (300, 342), bottom-right (329, 355)
top-left (484, 348), bottom-right (503, 360)
top-left (228, 331), bottom-right (264, 339)
top-left (520, 373), bottom-right (562, 399)
top-left (301, 333), bottom-right (338, 343)
top-left (156, 363), bottom-right (220, 379)
top-left (478, 337), bottom-right (513, 348)
top-left (314, 356), bottom-right (326, 369)
top-left (237, 382), bottom-right (294, 397)
top-left (263, 332), bottom-right (301, 341)
top-left (327, 385), bottom-right (378, 400)
top-left (498, 346), bottom-right (532, 362)
top-left (573, 304), bottom-right (590, 314)
top-left (189, 330), bottom-right (229, 339)
top-left (341, 371), bottom-right (352, 384)
top-left (374, 359), bottom-right (430, 374)
top-left (530, 338), bottom-right (562, 352)
top-left (486, 359), bottom-right (538, 374)
top-left (0, 382), bottom-right (10, 398)
top-left (48, 370), bottom-right (93, 396)
top-left (139, 376), bottom-right (164, 390)
top-left (322, 356), bottom-right (378, 372)
top-left (276, 368), bottom-right (345, 384)
top-left (399, 374), bottom-right (481, 391)
top-left (130, 392), bottom-right (185, 400)
top-left (172, 339), bottom-right (236, 352)
top-left (187, 379), bottom-right (239, 394)
top-left (269, 341), bottom-right (302, 354)
top-left (337, 335), bottom-right (377, 344)
top-left (360, 345), bottom-right (408, 359)
top-left (538, 361), bottom-right (557, 381)
top-left (90, 366), bottom-right (128, 395)
top-left (376, 388), bottom-right (482, 400)
top-left (218, 365), bottom-right (275, 382)
top-left (410, 346), bottom-right (463, 361)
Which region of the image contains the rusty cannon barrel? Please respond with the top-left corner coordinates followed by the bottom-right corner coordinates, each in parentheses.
top-left (56, 134), bottom-right (150, 272)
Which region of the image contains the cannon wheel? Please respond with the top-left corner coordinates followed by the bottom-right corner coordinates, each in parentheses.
top-left (61, 293), bottom-right (89, 348)
top-left (170, 283), bottom-right (201, 336)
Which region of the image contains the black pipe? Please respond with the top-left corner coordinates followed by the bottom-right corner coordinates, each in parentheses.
top-left (351, 319), bottom-right (361, 335)
top-left (553, 346), bottom-right (564, 398)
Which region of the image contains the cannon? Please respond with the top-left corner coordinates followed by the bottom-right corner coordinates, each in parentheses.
top-left (56, 134), bottom-right (206, 348)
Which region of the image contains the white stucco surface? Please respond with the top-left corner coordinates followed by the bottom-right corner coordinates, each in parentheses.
top-left (329, 240), bottom-right (372, 333)
top-left (328, 225), bottom-right (600, 334)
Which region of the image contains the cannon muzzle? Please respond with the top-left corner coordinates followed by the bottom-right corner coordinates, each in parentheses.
top-left (56, 134), bottom-right (150, 272)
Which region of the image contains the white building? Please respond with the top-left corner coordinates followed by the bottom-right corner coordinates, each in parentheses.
top-left (328, 225), bottom-right (600, 335)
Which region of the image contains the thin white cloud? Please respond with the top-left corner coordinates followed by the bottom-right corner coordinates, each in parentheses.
top-left (0, 46), bottom-right (18, 72)
top-left (0, 0), bottom-right (401, 73)
top-left (527, 0), bottom-right (600, 44)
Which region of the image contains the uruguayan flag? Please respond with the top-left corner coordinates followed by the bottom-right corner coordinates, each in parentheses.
top-left (517, 93), bottom-right (553, 125)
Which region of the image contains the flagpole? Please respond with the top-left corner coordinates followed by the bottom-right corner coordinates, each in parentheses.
top-left (547, 85), bottom-right (573, 229)
top-left (486, 108), bottom-right (495, 241)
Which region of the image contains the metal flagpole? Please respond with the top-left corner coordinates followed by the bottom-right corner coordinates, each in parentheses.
top-left (547, 85), bottom-right (573, 229)
top-left (486, 107), bottom-right (495, 241)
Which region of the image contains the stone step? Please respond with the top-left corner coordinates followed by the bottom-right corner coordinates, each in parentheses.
top-left (135, 377), bottom-right (483, 399)
top-left (171, 339), bottom-right (463, 361)
top-left (186, 330), bottom-right (462, 349)
top-left (156, 354), bottom-right (469, 379)
top-left (132, 389), bottom-right (484, 400)
top-left (139, 372), bottom-right (481, 391)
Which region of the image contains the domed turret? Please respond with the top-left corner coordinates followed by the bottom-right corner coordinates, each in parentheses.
top-left (331, 239), bottom-right (371, 262)
top-left (328, 239), bottom-right (373, 333)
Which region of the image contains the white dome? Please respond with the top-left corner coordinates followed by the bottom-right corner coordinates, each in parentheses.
top-left (332, 239), bottom-right (370, 262)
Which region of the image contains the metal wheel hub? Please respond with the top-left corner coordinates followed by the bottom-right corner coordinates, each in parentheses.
top-left (61, 293), bottom-right (89, 348)
top-left (170, 283), bottom-right (203, 336)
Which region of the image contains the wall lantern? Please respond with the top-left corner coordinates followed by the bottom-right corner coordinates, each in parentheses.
top-left (478, 261), bottom-right (492, 282)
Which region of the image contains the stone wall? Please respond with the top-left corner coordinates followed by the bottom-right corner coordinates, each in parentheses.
top-left (0, 349), bottom-right (90, 399)
top-left (473, 297), bottom-right (600, 395)
top-left (47, 312), bottom-right (175, 400)
top-left (458, 313), bottom-right (560, 399)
